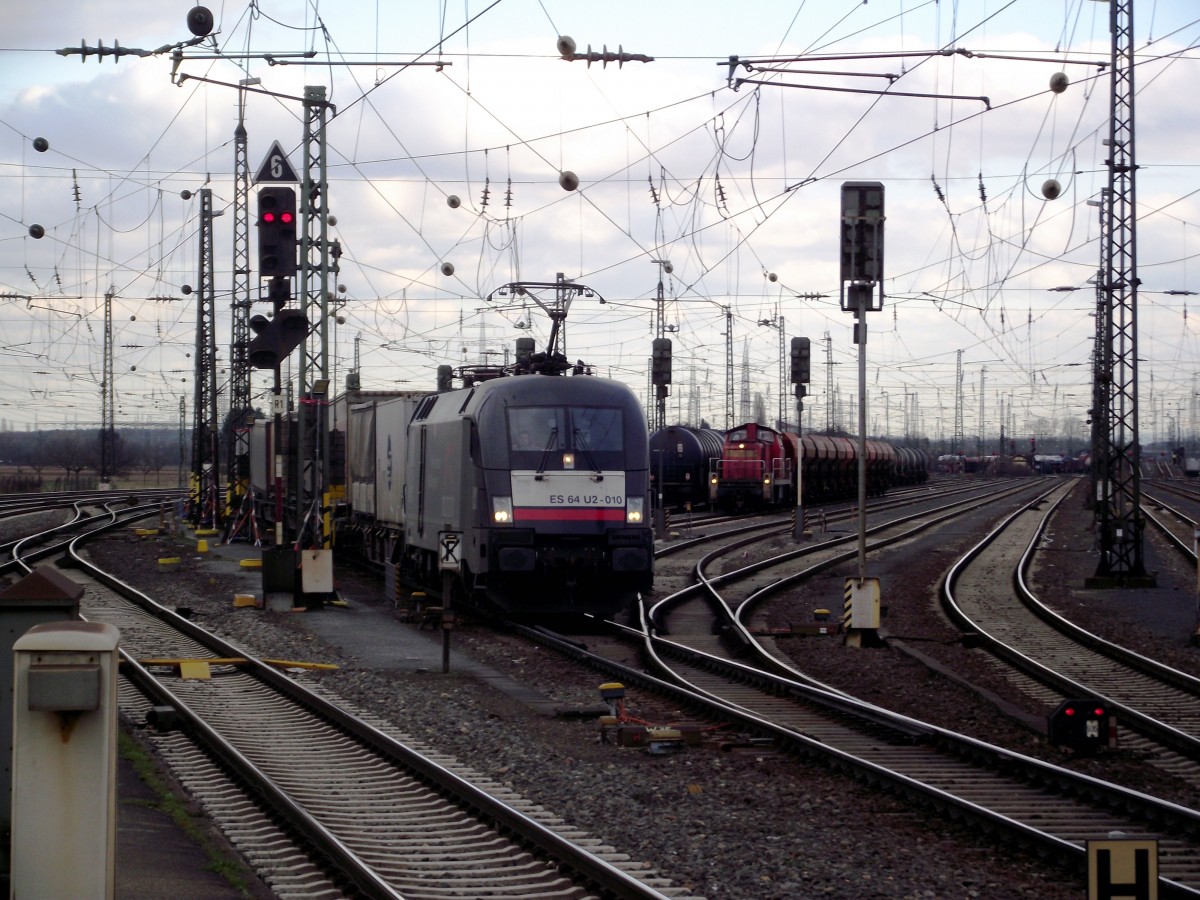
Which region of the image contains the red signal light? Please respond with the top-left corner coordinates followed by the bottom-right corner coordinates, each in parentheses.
top-left (257, 186), bottom-right (297, 278)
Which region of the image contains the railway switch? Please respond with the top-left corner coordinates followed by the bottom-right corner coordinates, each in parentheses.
top-left (600, 681), bottom-right (626, 718)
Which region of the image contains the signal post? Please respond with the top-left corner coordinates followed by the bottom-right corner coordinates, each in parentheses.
top-left (247, 160), bottom-right (311, 606)
top-left (839, 182), bottom-right (885, 646)
top-left (790, 336), bottom-right (811, 540)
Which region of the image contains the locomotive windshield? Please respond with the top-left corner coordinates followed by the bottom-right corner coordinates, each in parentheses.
top-left (508, 406), bottom-right (623, 456)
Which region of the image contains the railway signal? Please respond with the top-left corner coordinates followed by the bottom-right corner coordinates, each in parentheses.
top-left (248, 309), bottom-right (309, 370)
top-left (790, 336), bottom-right (811, 384)
top-left (257, 187), bottom-right (297, 278)
top-left (651, 337), bottom-right (672, 386)
top-left (839, 181), bottom-right (885, 313)
top-left (838, 181), bottom-right (886, 582)
top-left (1048, 698), bottom-right (1114, 754)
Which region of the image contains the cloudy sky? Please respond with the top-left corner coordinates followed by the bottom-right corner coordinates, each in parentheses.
top-left (2, 0), bottom-right (1198, 450)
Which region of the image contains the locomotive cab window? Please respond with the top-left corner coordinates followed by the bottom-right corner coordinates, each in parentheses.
top-left (509, 409), bottom-right (565, 452)
top-left (508, 407), bottom-right (623, 465)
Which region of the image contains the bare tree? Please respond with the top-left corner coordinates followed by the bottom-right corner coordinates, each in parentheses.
top-left (124, 430), bottom-right (177, 487)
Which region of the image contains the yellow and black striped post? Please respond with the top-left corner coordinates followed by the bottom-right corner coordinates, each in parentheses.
top-left (843, 576), bottom-right (881, 648)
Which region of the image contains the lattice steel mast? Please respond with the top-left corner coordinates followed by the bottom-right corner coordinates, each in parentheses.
top-left (978, 367), bottom-right (986, 456)
top-left (739, 338), bottom-right (750, 422)
top-left (296, 85), bottom-right (335, 548)
top-left (1089, 188), bottom-right (1111, 512)
top-left (724, 308), bottom-right (734, 428)
top-left (1092, 0), bottom-right (1151, 584)
top-left (226, 107), bottom-right (254, 510)
top-left (651, 261), bottom-right (671, 432)
top-left (777, 314), bottom-right (785, 429)
top-left (190, 187), bottom-right (220, 527)
top-left (100, 289), bottom-right (116, 486)
top-left (824, 332), bottom-right (834, 432)
top-left (953, 349), bottom-right (964, 455)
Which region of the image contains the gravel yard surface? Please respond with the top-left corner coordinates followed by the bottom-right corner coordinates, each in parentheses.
top-left (71, 477), bottom-right (1200, 899)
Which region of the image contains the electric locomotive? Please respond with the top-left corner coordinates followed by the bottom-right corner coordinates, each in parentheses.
top-left (399, 373), bottom-right (654, 616)
top-left (247, 274), bottom-right (654, 618)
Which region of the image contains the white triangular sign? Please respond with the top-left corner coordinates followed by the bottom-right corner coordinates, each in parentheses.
top-left (254, 141), bottom-right (299, 183)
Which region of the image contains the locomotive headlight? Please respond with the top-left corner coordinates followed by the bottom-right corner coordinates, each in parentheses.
top-left (763, 476), bottom-right (771, 485)
top-left (562, 452), bottom-right (575, 469)
top-left (626, 497), bottom-right (644, 524)
top-left (492, 496), bottom-right (514, 524)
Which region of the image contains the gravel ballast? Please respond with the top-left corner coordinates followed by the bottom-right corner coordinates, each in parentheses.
top-left (75, 478), bottom-right (1200, 899)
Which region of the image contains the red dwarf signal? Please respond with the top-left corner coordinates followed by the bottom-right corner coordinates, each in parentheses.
top-left (1048, 699), bottom-right (1112, 754)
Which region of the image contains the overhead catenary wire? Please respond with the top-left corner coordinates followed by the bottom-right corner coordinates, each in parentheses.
top-left (3, 2), bottom-right (1200, 435)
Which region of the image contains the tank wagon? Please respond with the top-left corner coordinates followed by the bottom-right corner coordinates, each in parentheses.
top-left (648, 425), bottom-right (725, 508)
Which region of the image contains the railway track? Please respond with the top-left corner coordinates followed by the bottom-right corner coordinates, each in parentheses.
top-left (1144, 484), bottom-right (1200, 562)
top-left (33, 519), bottom-right (690, 899)
top-left (511, 478), bottom-right (1200, 896)
top-left (654, 477), bottom-right (1027, 570)
top-left (942, 480), bottom-right (1200, 767)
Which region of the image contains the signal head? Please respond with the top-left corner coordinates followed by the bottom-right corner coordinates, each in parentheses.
top-left (257, 186), bottom-right (298, 278)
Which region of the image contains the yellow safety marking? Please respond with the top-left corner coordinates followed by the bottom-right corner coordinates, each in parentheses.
top-left (262, 658), bottom-right (339, 670)
top-left (239, 558), bottom-right (262, 568)
top-left (179, 659), bottom-right (212, 680)
top-left (132, 656), bottom-right (339, 672)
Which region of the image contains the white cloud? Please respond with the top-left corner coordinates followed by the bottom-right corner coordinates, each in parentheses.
top-left (1, 2), bottom-right (1199, 442)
